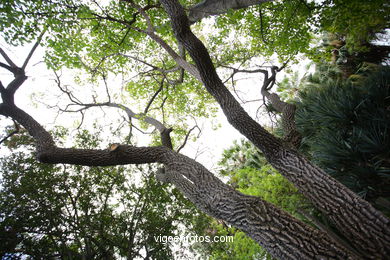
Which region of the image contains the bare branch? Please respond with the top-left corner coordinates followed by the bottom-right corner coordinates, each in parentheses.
top-left (53, 72), bottom-right (174, 149)
top-left (0, 61), bottom-right (13, 72)
top-left (144, 78), bottom-right (164, 114)
top-left (0, 47), bottom-right (18, 69)
top-left (176, 125), bottom-right (199, 153)
top-left (22, 29), bottom-right (46, 70)
top-left (0, 120), bottom-right (20, 145)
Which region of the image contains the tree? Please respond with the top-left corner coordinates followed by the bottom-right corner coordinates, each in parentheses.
top-left (295, 66), bottom-right (390, 210)
top-left (0, 127), bottom-right (201, 259)
top-left (0, 0), bottom-right (389, 259)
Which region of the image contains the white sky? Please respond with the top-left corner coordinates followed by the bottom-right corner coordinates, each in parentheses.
top-left (0, 38), bottom-right (287, 170)
top-left (0, 15), bottom-right (311, 259)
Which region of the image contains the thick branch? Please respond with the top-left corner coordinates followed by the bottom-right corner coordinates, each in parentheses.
top-left (159, 1), bottom-right (390, 258)
top-left (259, 66), bottom-right (302, 148)
top-left (188, 0), bottom-right (272, 24)
top-left (0, 100), bottom-right (170, 165)
top-left (2, 80), bottom-right (331, 260)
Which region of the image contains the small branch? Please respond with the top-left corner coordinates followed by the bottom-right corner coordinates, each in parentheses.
top-left (259, 8), bottom-right (271, 44)
top-left (54, 71), bottom-right (83, 104)
top-left (0, 47), bottom-right (18, 68)
top-left (22, 29), bottom-right (46, 70)
top-left (134, 27), bottom-right (202, 81)
top-left (0, 120), bottom-right (20, 145)
top-left (102, 73), bottom-right (111, 103)
top-left (176, 125), bottom-right (199, 153)
top-left (54, 72), bottom-right (174, 150)
top-left (0, 81), bottom-right (5, 91)
top-left (144, 79), bottom-right (164, 114)
top-left (0, 61), bottom-right (14, 72)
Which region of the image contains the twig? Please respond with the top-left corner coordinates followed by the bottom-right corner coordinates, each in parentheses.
top-left (0, 120), bottom-right (20, 145)
top-left (144, 79), bottom-right (164, 113)
top-left (176, 125), bottom-right (199, 153)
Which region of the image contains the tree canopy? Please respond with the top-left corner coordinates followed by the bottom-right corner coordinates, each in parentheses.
top-left (1, 0), bottom-right (389, 259)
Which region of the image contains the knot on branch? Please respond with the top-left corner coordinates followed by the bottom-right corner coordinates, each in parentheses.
top-left (36, 150), bottom-right (55, 163)
top-left (155, 167), bottom-right (171, 183)
top-left (108, 143), bottom-right (121, 152)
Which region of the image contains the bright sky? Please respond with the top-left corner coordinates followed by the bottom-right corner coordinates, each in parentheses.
top-left (0, 40), bottom-right (244, 168)
top-left (1, 34), bottom-right (294, 172)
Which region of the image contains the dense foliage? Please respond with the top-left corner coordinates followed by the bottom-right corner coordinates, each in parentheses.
top-left (295, 67), bottom-right (390, 208)
top-left (0, 128), bottom-right (200, 259)
top-left (0, 0), bottom-right (389, 259)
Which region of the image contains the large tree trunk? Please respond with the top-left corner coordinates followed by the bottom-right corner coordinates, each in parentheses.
top-left (0, 84), bottom-right (357, 259)
top-left (0, 1), bottom-right (389, 259)
top-left (159, 1), bottom-right (390, 259)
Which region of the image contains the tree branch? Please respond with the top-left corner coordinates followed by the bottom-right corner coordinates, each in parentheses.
top-left (188, 0), bottom-right (272, 24)
top-left (0, 47), bottom-right (18, 69)
top-left (53, 72), bottom-right (174, 149)
top-left (176, 125), bottom-right (199, 153)
top-left (254, 65), bottom-right (302, 148)
top-left (144, 79), bottom-right (164, 114)
top-left (0, 120), bottom-right (20, 145)
top-left (159, 1), bottom-right (390, 258)
top-left (22, 29), bottom-right (46, 70)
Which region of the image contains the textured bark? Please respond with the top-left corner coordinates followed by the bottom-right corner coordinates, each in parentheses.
top-left (0, 62), bottom-right (357, 260)
top-left (0, 2), bottom-right (389, 259)
top-left (158, 152), bottom-right (357, 260)
top-left (296, 208), bottom-right (361, 257)
top-left (159, 1), bottom-right (390, 258)
top-left (260, 67), bottom-right (302, 148)
top-left (0, 91), bottom-right (356, 258)
top-left (0, 102), bottom-right (168, 166)
top-left (188, 0), bottom-right (272, 23)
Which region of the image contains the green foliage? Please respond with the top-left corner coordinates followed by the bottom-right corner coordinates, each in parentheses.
top-left (219, 140), bottom-right (310, 215)
top-left (190, 217), bottom-right (271, 260)
top-left (192, 140), bottom-right (312, 259)
top-left (296, 66), bottom-right (390, 202)
top-left (205, 0), bottom-right (389, 64)
top-left (207, 0), bottom-right (315, 63)
top-left (0, 128), bottom-right (201, 259)
top-left (219, 139), bottom-right (268, 175)
top-left (319, 0), bottom-right (390, 51)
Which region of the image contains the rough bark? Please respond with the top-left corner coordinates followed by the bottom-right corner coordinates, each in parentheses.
top-left (0, 2), bottom-right (389, 259)
top-left (159, 0), bottom-right (390, 258)
top-left (0, 86), bottom-right (357, 259)
top-left (158, 152), bottom-right (357, 260)
top-left (259, 66), bottom-right (302, 148)
top-left (0, 50), bottom-right (357, 259)
top-left (2, 108), bottom-right (356, 259)
top-left (188, 0), bottom-right (272, 24)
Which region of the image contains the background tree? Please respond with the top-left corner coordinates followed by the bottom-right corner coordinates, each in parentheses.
top-left (294, 66), bottom-right (390, 212)
top-left (0, 127), bottom-right (201, 259)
